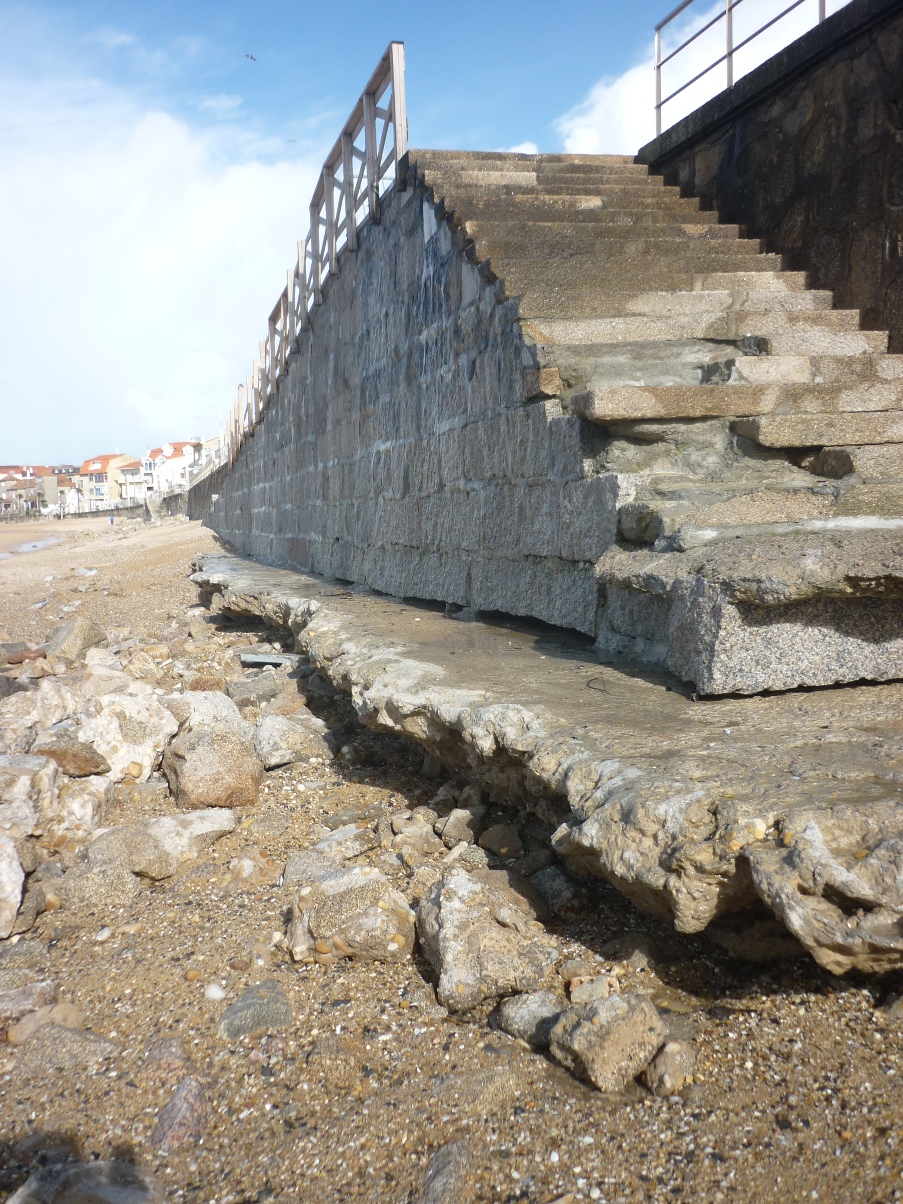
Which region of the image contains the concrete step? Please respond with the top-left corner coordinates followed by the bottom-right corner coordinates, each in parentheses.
top-left (733, 413), bottom-right (903, 447)
top-left (572, 379), bottom-right (903, 423)
top-left (418, 164), bottom-right (659, 184)
top-left (465, 219), bottom-right (751, 244)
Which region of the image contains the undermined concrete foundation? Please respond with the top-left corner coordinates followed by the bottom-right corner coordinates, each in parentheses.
top-left (192, 552), bottom-right (903, 976)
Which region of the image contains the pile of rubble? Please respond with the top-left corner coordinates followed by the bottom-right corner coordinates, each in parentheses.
top-left (0, 608), bottom-right (697, 1134)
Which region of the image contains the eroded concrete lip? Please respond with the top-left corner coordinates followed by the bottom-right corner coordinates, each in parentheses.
top-left (191, 551), bottom-right (903, 977)
top-left (672, 515), bottom-right (903, 551)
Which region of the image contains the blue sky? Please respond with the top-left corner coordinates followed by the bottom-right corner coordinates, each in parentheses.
top-left (0, 0), bottom-right (848, 464)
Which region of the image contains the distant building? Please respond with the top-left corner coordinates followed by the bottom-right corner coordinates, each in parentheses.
top-left (143, 442), bottom-right (201, 493)
top-left (117, 460), bottom-right (147, 504)
top-left (40, 474), bottom-right (82, 515)
top-left (78, 453), bottom-right (136, 510)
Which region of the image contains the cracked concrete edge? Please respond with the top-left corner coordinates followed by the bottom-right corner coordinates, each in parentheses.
top-left (190, 553), bottom-right (903, 976)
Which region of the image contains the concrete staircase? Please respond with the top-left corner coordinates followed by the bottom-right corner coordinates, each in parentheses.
top-left (405, 150), bottom-right (903, 694)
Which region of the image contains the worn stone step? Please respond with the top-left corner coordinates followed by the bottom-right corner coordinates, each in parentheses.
top-left (517, 308), bottom-right (863, 350)
top-left (811, 444), bottom-right (903, 479)
top-left (448, 199), bottom-right (719, 225)
top-left (619, 481), bottom-right (841, 544)
top-left (466, 219), bottom-right (750, 245)
top-left (424, 178), bottom-right (675, 199)
top-left (517, 288), bottom-right (835, 321)
top-left (419, 164), bottom-right (659, 184)
top-left (733, 413), bottom-right (903, 447)
top-left (433, 188), bottom-right (701, 218)
top-left (693, 271), bottom-right (809, 292)
top-left (497, 248), bottom-right (782, 287)
top-left (572, 380), bottom-right (903, 423)
top-left (409, 149), bottom-right (637, 165)
top-left (764, 328), bottom-right (888, 356)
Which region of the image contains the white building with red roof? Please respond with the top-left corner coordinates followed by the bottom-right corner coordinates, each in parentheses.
top-left (143, 441), bottom-right (201, 494)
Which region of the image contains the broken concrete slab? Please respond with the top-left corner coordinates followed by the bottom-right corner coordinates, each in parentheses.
top-left (189, 552), bottom-right (903, 974)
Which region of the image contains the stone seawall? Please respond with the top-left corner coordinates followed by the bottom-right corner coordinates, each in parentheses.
top-left (206, 185), bottom-right (617, 635)
top-left (638, 0), bottom-right (903, 353)
top-left (189, 462), bottom-right (228, 523)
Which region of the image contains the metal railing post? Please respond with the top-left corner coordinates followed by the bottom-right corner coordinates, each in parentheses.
top-left (655, 27), bottom-right (663, 136)
top-left (818, 0), bottom-right (826, 19)
top-left (726, 0), bottom-right (733, 90)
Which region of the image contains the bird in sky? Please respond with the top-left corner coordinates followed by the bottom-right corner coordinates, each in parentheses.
top-left (244, 53), bottom-right (257, 61)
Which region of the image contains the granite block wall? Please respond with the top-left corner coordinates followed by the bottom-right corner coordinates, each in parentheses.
top-left (206, 186), bottom-right (618, 635)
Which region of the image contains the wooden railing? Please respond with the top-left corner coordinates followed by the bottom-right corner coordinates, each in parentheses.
top-left (227, 42), bottom-right (407, 464)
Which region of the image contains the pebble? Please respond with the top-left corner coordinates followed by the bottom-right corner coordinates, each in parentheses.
top-left (204, 983), bottom-right (227, 1001)
top-left (95, 926), bottom-right (113, 942)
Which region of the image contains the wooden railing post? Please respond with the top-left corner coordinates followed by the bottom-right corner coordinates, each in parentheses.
top-left (389, 41), bottom-right (407, 181)
top-left (298, 240), bottom-right (310, 331)
top-left (341, 133), bottom-right (358, 250)
top-left (323, 165), bottom-right (338, 276)
top-left (309, 201), bottom-right (323, 305)
top-left (363, 90), bottom-right (380, 223)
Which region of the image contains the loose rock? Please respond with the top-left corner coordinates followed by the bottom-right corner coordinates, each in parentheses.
top-left (549, 991), bottom-right (666, 1093)
top-left (254, 711), bottom-right (332, 769)
top-left (643, 1039), bottom-right (696, 1097)
top-left (87, 809), bottom-right (236, 879)
top-left (163, 727), bottom-right (264, 809)
top-left (497, 989), bottom-right (564, 1047)
top-left (217, 978), bottom-right (292, 1040)
top-left (416, 867), bottom-right (559, 1012)
top-left (0, 833), bottom-right (24, 937)
top-left (8, 1160), bottom-right (165, 1204)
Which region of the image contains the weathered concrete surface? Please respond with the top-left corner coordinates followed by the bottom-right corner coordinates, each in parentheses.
top-left (639, 0), bottom-right (903, 354)
top-left (192, 551), bottom-right (903, 975)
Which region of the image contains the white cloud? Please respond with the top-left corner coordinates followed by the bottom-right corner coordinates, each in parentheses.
top-left (0, 69), bottom-right (324, 462)
top-left (555, 0), bottom-right (853, 155)
top-left (506, 140), bottom-right (539, 155)
top-left (87, 25), bottom-right (137, 51)
top-left (197, 94), bottom-right (244, 118)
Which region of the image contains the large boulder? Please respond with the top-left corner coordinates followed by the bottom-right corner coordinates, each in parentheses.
top-left (164, 690), bottom-right (255, 740)
top-left (416, 867), bottom-right (559, 1012)
top-left (0, 834), bottom-right (24, 938)
top-left (0, 754), bottom-right (58, 839)
top-left (87, 809), bottom-right (236, 879)
top-left (254, 712), bottom-right (332, 769)
top-left (0, 680), bottom-right (81, 754)
top-left (285, 851), bottom-right (415, 965)
top-left (78, 694), bottom-right (179, 782)
top-left (162, 728), bottom-right (263, 809)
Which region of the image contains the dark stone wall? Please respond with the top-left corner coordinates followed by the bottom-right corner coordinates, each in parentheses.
top-left (204, 186), bottom-right (617, 635)
top-left (188, 464), bottom-right (228, 522)
top-left (638, 0), bottom-right (903, 352)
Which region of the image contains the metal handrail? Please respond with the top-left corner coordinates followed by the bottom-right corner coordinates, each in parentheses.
top-left (655, 0), bottom-right (828, 135)
top-left (226, 42), bottom-right (407, 466)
